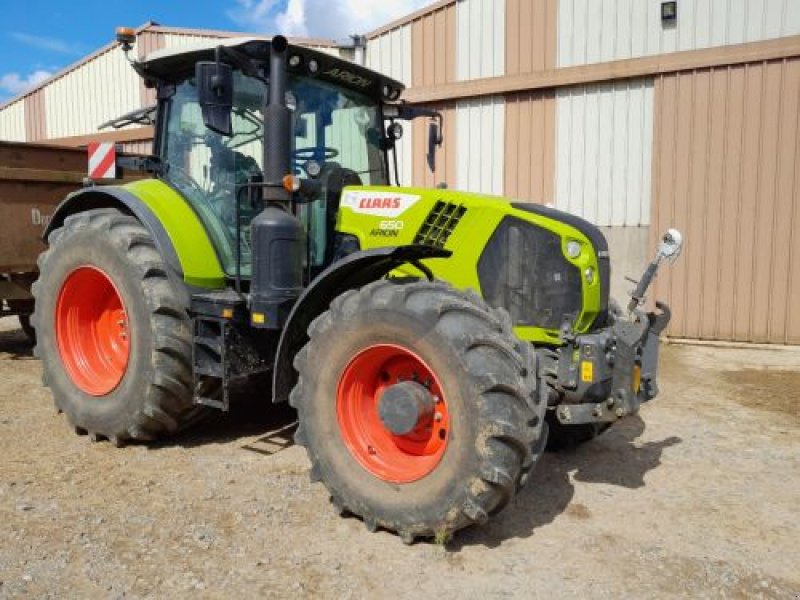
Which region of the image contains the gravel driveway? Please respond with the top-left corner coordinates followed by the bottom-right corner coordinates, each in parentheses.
top-left (0, 316), bottom-right (798, 599)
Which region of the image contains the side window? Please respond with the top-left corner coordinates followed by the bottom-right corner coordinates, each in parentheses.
top-left (326, 106), bottom-right (371, 183)
top-left (163, 75), bottom-right (266, 277)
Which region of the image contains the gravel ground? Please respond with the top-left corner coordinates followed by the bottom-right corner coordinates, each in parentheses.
top-left (0, 315), bottom-right (798, 599)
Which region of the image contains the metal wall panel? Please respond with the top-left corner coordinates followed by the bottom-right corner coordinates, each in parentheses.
top-left (411, 3), bottom-right (457, 87)
top-left (0, 101), bottom-right (26, 142)
top-left (651, 58), bottom-right (800, 344)
top-left (367, 25), bottom-right (413, 85)
top-left (367, 25), bottom-right (414, 187)
top-left (44, 47), bottom-right (141, 139)
top-left (558, 0), bottom-right (800, 67)
top-left (506, 0), bottom-right (557, 75)
top-left (504, 89), bottom-right (556, 203)
top-left (555, 78), bottom-right (654, 226)
top-left (24, 91), bottom-right (47, 142)
top-left (456, 0), bottom-right (506, 80)
top-left (368, 26), bottom-right (412, 185)
top-left (120, 140), bottom-right (154, 155)
top-left (137, 31), bottom-right (167, 106)
top-left (455, 96), bottom-right (505, 194)
top-left (160, 33), bottom-right (224, 50)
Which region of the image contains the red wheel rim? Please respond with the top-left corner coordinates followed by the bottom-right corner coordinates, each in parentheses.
top-left (55, 266), bottom-right (130, 396)
top-left (336, 344), bottom-right (450, 483)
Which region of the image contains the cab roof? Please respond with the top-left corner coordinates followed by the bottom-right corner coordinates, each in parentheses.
top-left (136, 37), bottom-right (405, 104)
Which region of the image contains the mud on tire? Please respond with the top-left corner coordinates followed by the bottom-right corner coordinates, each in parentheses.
top-left (32, 208), bottom-right (207, 444)
top-left (290, 279), bottom-right (547, 543)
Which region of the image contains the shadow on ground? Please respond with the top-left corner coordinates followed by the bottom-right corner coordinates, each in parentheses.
top-left (0, 325), bottom-right (35, 360)
top-left (156, 383), bottom-right (298, 451)
top-left (450, 416), bottom-right (681, 550)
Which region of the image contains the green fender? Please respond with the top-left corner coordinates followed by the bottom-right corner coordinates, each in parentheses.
top-left (45, 179), bottom-right (226, 289)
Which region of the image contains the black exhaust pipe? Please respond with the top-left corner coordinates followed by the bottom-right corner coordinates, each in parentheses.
top-left (250, 35), bottom-right (305, 329)
top-left (263, 35), bottom-right (291, 206)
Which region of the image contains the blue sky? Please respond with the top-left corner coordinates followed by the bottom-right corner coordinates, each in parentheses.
top-left (0, 0), bottom-right (430, 102)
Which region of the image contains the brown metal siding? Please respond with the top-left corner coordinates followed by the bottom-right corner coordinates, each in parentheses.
top-left (505, 0), bottom-right (557, 75)
top-left (651, 58), bottom-right (800, 344)
top-left (119, 140), bottom-right (154, 155)
top-left (411, 2), bottom-right (457, 87)
top-left (503, 89), bottom-right (555, 203)
top-left (138, 31), bottom-right (166, 106)
top-left (409, 4), bottom-right (456, 187)
top-left (23, 91), bottom-right (47, 142)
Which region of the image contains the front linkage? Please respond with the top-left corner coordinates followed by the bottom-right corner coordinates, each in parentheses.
top-left (541, 229), bottom-right (683, 428)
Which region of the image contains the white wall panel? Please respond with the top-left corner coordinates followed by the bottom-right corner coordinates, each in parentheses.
top-left (0, 101), bottom-right (26, 141)
top-left (366, 26), bottom-right (413, 186)
top-left (366, 26), bottom-right (412, 86)
top-left (161, 33), bottom-right (223, 50)
top-left (456, 0), bottom-right (505, 80)
top-left (555, 79), bottom-right (654, 226)
top-left (456, 96), bottom-right (504, 194)
top-left (559, 0), bottom-right (800, 67)
top-left (44, 48), bottom-right (141, 139)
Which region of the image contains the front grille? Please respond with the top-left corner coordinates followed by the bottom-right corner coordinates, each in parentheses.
top-left (414, 201), bottom-right (467, 248)
top-left (478, 217), bottom-right (583, 331)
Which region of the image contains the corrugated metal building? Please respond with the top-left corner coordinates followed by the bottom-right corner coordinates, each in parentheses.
top-left (0, 22), bottom-right (342, 152)
top-left (1, 3), bottom-right (799, 344)
top-left (367, 0), bottom-right (800, 345)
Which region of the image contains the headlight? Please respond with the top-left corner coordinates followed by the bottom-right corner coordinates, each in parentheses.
top-left (566, 240), bottom-right (582, 259)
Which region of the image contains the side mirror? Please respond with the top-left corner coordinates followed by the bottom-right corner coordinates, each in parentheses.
top-left (196, 61), bottom-right (234, 137)
top-left (427, 118), bottom-right (443, 172)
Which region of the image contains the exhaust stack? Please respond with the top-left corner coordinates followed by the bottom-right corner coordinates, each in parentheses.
top-left (249, 36), bottom-right (306, 329)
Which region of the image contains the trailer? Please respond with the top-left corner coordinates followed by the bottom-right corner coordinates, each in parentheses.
top-left (0, 141), bottom-right (135, 339)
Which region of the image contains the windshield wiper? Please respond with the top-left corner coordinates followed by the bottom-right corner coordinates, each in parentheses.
top-left (98, 105), bottom-right (156, 130)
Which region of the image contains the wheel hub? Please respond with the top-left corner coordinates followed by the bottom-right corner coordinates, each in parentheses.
top-left (336, 344), bottom-right (450, 484)
top-left (55, 266), bottom-right (130, 396)
top-left (377, 381), bottom-right (436, 436)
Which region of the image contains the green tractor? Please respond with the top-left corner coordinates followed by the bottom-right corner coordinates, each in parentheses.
top-left (32, 32), bottom-right (682, 542)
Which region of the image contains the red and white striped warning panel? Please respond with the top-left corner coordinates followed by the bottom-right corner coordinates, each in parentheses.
top-left (87, 142), bottom-right (117, 179)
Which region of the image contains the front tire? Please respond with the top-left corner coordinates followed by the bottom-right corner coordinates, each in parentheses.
top-left (32, 208), bottom-right (207, 444)
top-left (291, 280), bottom-right (546, 543)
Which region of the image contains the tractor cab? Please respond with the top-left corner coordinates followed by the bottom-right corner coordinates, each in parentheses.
top-left (136, 37), bottom-right (427, 280)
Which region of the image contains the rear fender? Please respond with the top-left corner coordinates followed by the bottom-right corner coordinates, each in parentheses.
top-left (46, 187), bottom-right (181, 274)
top-left (44, 180), bottom-right (226, 289)
top-left (272, 245), bottom-right (451, 403)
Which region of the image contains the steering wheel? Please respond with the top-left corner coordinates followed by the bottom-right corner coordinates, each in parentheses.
top-left (292, 147), bottom-right (339, 162)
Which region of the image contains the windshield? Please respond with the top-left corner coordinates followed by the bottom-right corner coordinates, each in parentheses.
top-left (161, 71), bottom-right (387, 277)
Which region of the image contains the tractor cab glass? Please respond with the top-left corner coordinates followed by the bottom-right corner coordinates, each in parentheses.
top-left (161, 70), bottom-right (387, 278)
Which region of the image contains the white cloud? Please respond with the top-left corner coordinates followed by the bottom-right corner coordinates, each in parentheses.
top-left (275, 0), bottom-right (307, 36)
top-left (229, 0), bottom-right (432, 40)
top-left (10, 32), bottom-right (84, 56)
top-left (0, 70), bottom-right (53, 96)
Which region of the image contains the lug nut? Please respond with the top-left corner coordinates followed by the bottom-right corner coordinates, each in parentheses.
top-left (434, 412), bottom-right (443, 422)
top-left (616, 407), bottom-right (626, 418)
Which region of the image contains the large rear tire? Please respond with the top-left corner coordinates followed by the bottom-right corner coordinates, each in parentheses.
top-left (32, 208), bottom-right (207, 444)
top-left (290, 280), bottom-right (546, 543)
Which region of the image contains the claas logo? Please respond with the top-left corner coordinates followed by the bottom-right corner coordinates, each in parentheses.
top-left (358, 197), bottom-right (402, 210)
